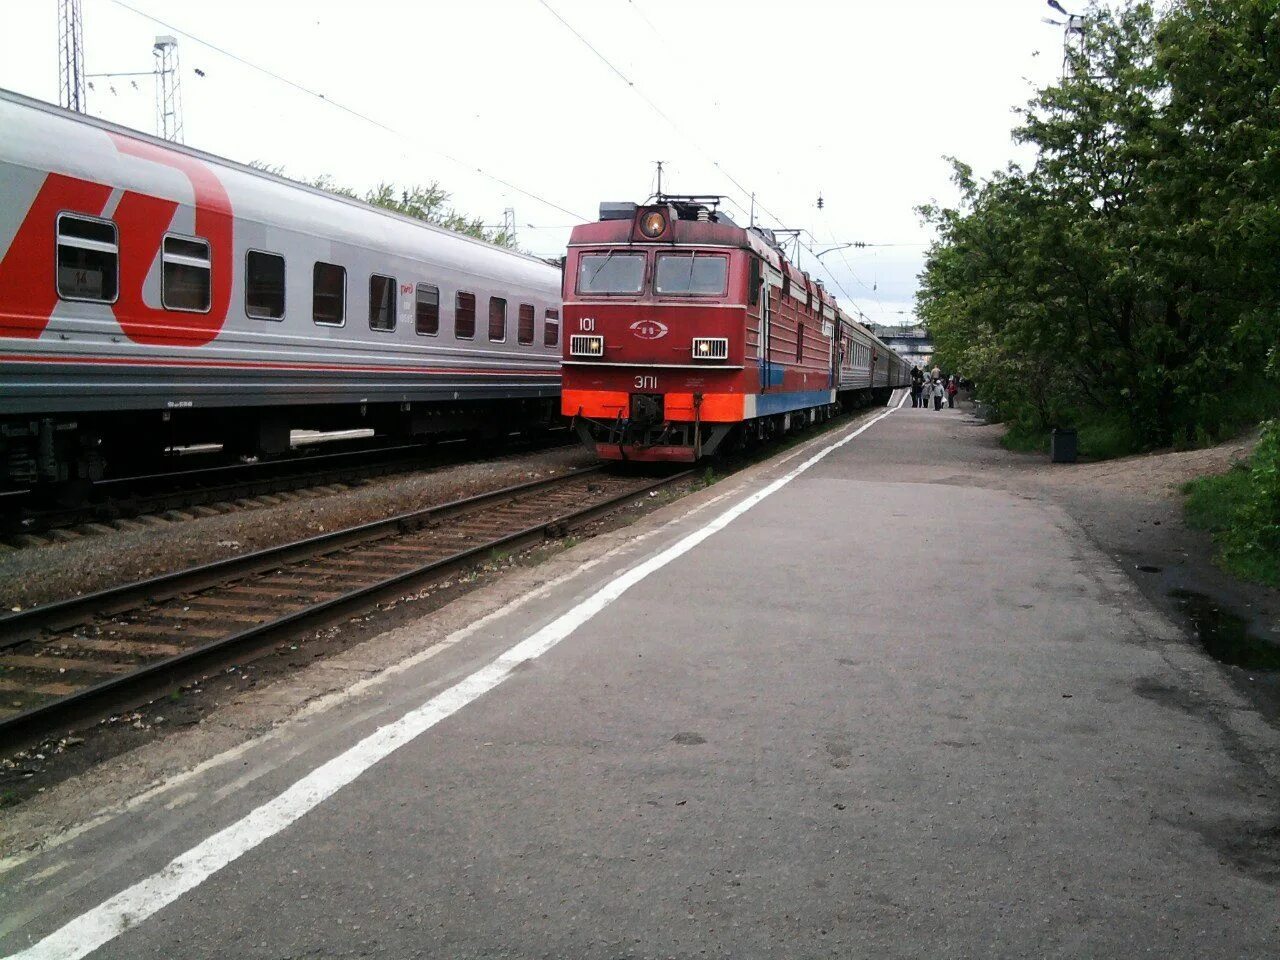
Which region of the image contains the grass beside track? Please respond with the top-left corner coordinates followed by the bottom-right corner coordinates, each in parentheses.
top-left (1000, 412), bottom-right (1139, 462)
top-left (997, 391), bottom-right (1280, 463)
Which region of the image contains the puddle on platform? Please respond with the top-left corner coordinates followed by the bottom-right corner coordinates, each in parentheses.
top-left (1170, 589), bottom-right (1280, 671)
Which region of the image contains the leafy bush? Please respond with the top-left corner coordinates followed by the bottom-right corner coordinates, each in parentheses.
top-left (1184, 421), bottom-right (1280, 586)
top-left (1000, 410), bottom-right (1138, 461)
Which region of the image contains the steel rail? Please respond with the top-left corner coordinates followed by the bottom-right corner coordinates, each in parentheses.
top-left (1, 430), bottom-right (574, 540)
top-left (0, 468), bottom-right (693, 744)
top-left (0, 465), bottom-right (605, 646)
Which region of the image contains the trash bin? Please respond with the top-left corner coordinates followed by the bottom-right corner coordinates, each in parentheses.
top-left (1051, 428), bottom-right (1078, 463)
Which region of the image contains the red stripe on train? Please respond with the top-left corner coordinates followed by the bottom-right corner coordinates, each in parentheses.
top-left (0, 174), bottom-right (113, 340)
top-left (0, 352), bottom-right (559, 377)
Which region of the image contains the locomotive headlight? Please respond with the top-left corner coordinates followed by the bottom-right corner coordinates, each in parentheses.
top-left (638, 210), bottom-right (667, 238)
top-left (570, 334), bottom-right (604, 357)
top-left (692, 337), bottom-right (728, 360)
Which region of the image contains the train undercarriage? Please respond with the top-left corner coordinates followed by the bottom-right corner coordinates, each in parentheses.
top-left (572, 386), bottom-right (895, 463)
top-left (0, 397), bottom-right (559, 498)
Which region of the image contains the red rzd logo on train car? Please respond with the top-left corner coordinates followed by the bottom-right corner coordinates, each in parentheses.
top-left (0, 132), bottom-right (233, 345)
top-left (629, 319), bottom-right (668, 340)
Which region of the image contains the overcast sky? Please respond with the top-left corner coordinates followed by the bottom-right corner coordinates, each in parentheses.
top-left (1, 0), bottom-right (1063, 326)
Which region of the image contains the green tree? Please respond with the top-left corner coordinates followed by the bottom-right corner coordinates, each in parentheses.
top-left (918, 0), bottom-right (1280, 452)
top-left (249, 163), bottom-right (517, 250)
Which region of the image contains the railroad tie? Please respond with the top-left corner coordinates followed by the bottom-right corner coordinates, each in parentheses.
top-left (0, 676), bottom-right (80, 696)
top-left (0, 653), bottom-right (132, 675)
top-left (108, 620), bottom-right (233, 640)
top-left (54, 636), bottom-right (185, 658)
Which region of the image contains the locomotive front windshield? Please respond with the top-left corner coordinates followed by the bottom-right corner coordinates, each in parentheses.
top-left (577, 252), bottom-right (645, 294)
top-left (654, 253), bottom-right (728, 296)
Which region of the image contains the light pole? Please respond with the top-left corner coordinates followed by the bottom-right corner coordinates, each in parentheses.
top-left (1044, 0), bottom-right (1086, 79)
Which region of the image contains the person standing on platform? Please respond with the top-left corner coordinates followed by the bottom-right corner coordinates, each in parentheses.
top-left (911, 367), bottom-right (923, 408)
top-left (947, 377), bottom-right (958, 409)
top-left (933, 379), bottom-right (945, 411)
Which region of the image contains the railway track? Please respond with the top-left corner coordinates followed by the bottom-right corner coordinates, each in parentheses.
top-left (0, 430), bottom-right (572, 548)
top-left (0, 465), bottom-right (692, 745)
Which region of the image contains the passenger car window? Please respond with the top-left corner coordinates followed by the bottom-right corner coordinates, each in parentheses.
top-left (654, 253), bottom-right (728, 296)
top-left (56, 214), bottom-right (118, 302)
top-left (369, 274), bottom-right (396, 331)
top-left (577, 253), bottom-right (645, 295)
top-left (544, 308), bottom-right (560, 347)
top-left (455, 292), bottom-right (476, 339)
top-left (488, 297), bottom-right (507, 342)
top-left (415, 283), bottom-right (439, 335)
top-left (246, 251), bottom-right (285, 320)
top-left (313, 262), bottom-right (346, 325)
top-left (162, 235), bottom-right (211, 312)
top-left (518, 303), bottom-right (535, 345)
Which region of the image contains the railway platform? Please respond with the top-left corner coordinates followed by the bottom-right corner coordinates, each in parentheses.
top-left (3, 392), bottom-right (1278, 959)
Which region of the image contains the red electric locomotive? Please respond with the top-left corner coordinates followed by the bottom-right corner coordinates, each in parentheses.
top-left (561, 196), bottom-right (910, 461)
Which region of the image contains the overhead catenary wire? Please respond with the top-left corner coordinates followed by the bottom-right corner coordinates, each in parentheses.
top-left (537, 0), bottom-right (786, 230)
top-left (622, 0), bottom-right (664, 38)
top-left (602, 1), bottom-right (911, 326)
top-left (105, 0), bottom-right (590, 222)
top-left (546, 0), bottom-right (878, 323)
top-left (815, 216), bottom-right (881, 303)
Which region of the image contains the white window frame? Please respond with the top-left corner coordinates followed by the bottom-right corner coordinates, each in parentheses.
top-left (161, 232), bottom-right (212, 314)
top-left (368, 272), bottom-right (397, 333)
top-left (55, 212), bottom-right (119, 304)
top-left (517, 302), bottom-right (535, 346)
top-left (544, 308), bottom-right (560, 348)
top-left (488, 296), bottom-right (508, 343)
top-left (245, 249), bottom-right (286, 321)
top-left (312, 261), bottom-right (347, 327)
top-left (414, 282), bottom-right (440, 337)
top-left (454, 291), bottom-right (476, 340)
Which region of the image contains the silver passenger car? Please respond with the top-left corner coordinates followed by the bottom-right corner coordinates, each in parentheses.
top-left (0, 89), bottom-right (562, 491)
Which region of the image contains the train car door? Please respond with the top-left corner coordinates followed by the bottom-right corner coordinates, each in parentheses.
top-left (828, 320), bottom-right (839, 390)
top-left (759, 274), bottom-right (772, 392)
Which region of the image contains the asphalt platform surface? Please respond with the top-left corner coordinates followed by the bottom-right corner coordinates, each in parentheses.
top-left (3, 395), bottom-right (1277, 959)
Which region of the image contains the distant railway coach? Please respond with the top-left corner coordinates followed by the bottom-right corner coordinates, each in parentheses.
top-left (0, 88), bottom-right (561, 495)
top-left (561, 197), bottom-right (910, 461)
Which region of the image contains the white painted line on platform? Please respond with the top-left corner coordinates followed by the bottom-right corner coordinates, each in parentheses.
top-left (6, 396), bottom-right (906, 960)
top-left (0, 484), bottom-right (741, 883)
